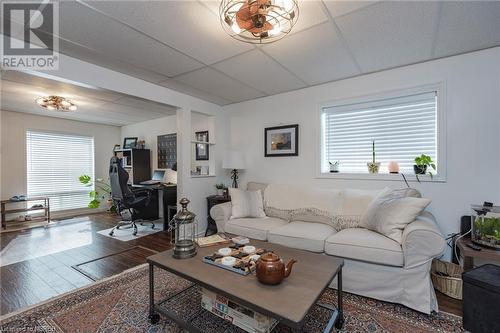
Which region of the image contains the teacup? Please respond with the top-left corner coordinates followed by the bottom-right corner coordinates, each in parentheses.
top-left (242, 245), bottom-right (256, 254)
top-left (221, 256), bottom-right (236, 266)
top-left (218, 247), bottom-right (232, 256)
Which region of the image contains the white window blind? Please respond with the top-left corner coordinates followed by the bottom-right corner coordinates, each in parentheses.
top-left (321, 91), bottom-right (437, 174)
top-left (26, 131), bottom-right (95, 211)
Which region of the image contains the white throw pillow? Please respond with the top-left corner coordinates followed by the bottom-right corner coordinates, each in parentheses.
top-left (229, 188), bottom-right (266, 219)
top-left (360, 188), bottom-right (431, 243)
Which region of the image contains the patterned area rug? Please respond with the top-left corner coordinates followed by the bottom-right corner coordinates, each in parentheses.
top-left (0, 264), bottom-right (463, 332)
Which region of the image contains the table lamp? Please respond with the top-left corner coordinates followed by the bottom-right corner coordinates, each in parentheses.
top-left (223, 150), bottom-right (245, 188)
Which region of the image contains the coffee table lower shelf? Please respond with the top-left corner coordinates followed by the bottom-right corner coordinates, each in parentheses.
top-left (148, 263), bottom-right (344, 332)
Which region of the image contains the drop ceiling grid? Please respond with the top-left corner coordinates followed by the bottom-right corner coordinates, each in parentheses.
top-left (77, 0), bottom-right (269, 100)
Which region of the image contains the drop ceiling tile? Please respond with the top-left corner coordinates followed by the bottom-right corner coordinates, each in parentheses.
top-left (262, 22), bottom-right (359, 85)
top-left (158, 79), bottom-right (232, 106)
top-left (335, 1), bottom-right (440, 72)
top-left (83, 0), bottom-right (254, 65)
top-left (291, 1), bottom-right (329, 34)
top-left (57, 2), bottom-right (203, 77)
top-left (59, 39), bottom-right (170, 84)
top-left (213, 49), bottom-right (306, 95)
top-left (323, 0), bottom-right (378, 18)
top-left (434, 1), bottom-right (500, 58)
top-left (174, 67), bottom-right (265, 103)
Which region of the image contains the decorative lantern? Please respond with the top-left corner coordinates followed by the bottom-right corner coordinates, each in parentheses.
top-left (169, 198), bottom-right (198, 259)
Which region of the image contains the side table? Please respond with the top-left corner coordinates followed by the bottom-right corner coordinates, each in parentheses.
top-left (456, 238), bottom-right (500, 271)
top-left (206, 195), bottom-right (231, 236)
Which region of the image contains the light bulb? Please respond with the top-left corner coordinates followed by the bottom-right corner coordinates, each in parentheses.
top-left (68, 105), bottom-right (77, 111)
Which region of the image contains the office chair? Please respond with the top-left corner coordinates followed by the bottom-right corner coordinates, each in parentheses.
top-left (108, 156), bottom-right (155, 236)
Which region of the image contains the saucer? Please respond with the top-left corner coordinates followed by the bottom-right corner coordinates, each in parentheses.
top-left (221, 256), bottom-right (236, 266)
top-left (218, 247), bottom-right (232, 256)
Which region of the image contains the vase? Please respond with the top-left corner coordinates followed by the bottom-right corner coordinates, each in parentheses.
top-left (329, 165), bottom-right (339, 173)
top-left (414, 165), bottom-right (427, 175)
top-left (367, 162), bottom-right (381, 174)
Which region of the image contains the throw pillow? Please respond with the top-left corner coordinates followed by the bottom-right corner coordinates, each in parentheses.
top-left (360, 188), bottom-right (431, 243)
top-left (229, 188), bottom-right (266, 219)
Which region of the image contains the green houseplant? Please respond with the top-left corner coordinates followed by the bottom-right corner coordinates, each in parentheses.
top-left (215, 183), bottom-right (226, 196)
top-left (79, 175), bottom-right (117, 213)
top-left (414, 154), bottom-right (436, 180)
top-left (367, 140), bottom-right (380, 174)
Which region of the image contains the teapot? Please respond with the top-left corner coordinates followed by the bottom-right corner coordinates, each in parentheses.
top-left (256, 252), bottom-right (297, 285)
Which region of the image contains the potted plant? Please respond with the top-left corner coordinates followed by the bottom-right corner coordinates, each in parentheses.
top-left (367, 140), bottom-right (380, 174)
top-left (414, 154), bottom-right (436, 181)
top-left (79, 175), bottom-right (117, 213)
top-left (329, 161), bottom-right (340, 173)
top-left (215, 183), bottom-right (225, 196)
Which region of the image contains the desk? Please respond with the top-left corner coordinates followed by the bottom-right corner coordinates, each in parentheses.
top-left (206, 195), bottom-right (231, 236)
top-left (132, 184), bottom-right (177, 230)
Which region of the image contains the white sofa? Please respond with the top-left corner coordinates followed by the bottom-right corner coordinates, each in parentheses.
top-left (210, 182), bottom-right (445, 314)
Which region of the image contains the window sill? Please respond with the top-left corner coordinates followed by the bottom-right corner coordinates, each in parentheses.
top-left (316, 172), bottom-right (446, 183)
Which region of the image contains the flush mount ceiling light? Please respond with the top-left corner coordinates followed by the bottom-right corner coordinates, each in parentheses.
top-left (35, 95), bottom-right (77, 112)
top-left (220, 0), bottom-right (299, 44)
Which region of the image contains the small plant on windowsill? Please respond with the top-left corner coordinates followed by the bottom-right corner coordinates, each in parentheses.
top-left (79, 175), bottom-right (117, 213)
top-left (329, 161), bottom-right (340, 173)
top-left (367, 140), bottom-right (380, 174)
top-left (413, 154), bottom-right (436, 182)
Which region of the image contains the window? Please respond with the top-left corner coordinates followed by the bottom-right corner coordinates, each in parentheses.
top-left (320, 90), bottom-right (440, 176)
top-left (26, 131), bottom-right (95, 211)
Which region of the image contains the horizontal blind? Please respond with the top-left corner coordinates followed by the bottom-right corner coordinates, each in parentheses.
top-left (321, 91), bottom-right (437, 173)
top-left (26, 131), bottom-right (95, 211)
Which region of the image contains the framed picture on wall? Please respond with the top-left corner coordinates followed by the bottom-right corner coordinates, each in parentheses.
top-left (123, 137), bottom-right (138, 149)
top-left (195, 131), bottom-right (209, 160)
top-left (264, 124), bottom-right (298, 157)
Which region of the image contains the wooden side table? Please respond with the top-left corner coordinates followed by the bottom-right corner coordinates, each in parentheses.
top-left (206, 195), bottom-right (231, 236)
top-left (456, 238), bottom-right (500, 271)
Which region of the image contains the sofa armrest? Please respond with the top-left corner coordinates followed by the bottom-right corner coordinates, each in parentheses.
top-left (402, 211), bottom-right (445, 269)
top-left (210, 202), bottom-right (232, 233)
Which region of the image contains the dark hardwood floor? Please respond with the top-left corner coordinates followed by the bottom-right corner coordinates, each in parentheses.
top-left (0, 213), bottom-right (462, 318)
top-left (0, 213), bottom-right (172, 315)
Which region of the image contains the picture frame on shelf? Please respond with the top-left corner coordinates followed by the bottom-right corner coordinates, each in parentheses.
top-left (123, 137), bottom-right (138, 149)
top-left (264, 124), bottom-right (298, 157)
top-left (113, 144), bottom-right (121, 152)
top-left (195, 131), bottom-right (209, 161)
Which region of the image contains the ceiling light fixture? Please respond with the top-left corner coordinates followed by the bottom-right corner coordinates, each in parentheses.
top-left (35, 95), bottom-right (77, 112)
top-left (220, 0), bottom-right (299, 44)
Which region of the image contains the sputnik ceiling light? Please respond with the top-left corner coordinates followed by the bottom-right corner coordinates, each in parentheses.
top-left (220, 0), bottom-right (299, 44)
top-left (35, 95), bottom-right (77, 112)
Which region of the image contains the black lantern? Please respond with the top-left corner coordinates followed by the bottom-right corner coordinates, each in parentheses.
top-left (169, 198), bottom-right (198, 259)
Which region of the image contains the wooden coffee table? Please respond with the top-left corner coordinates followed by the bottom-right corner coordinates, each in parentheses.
top-left (147, 239), bottom-right (344, 332)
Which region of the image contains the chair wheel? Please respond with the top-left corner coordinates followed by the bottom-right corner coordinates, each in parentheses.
top-left (151, 224), bottom-right (155, 229)
top-left (109, 231), bottom-right (114, 236)
top-left (149, 313), bottom-right (160, 324)
top-left (133, 230), bottom-right (138, 236)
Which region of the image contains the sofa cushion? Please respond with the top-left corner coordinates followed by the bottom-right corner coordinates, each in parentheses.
top-left (360, 188), bottom-right (431, 243)
top-left (229, 188), bottom-right (266, 219)
top-left (268, 221), bottom-right (337, 253)
top-left (225, 217), bottom-right (288, 241)
top-left (324, 228), bottom-right (404, 267)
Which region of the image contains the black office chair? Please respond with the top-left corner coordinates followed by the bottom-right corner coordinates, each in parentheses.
top-left (108, 156), bottom-right (155, 236)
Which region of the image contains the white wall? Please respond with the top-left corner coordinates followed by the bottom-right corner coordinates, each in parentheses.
top-left (121, 115), bottom-right (177, 173)
top-left (0, 110), bottom-right (121, 214)
top-left (224, 47), bottom-right (500, 260)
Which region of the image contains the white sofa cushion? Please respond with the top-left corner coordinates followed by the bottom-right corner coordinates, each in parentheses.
top-left (229, 188), bottom-right (266, 219)
top-left (325, 228), bottom-right (404, 267)
top-left (225, 217), bottom-right (287, 240)
top-left (268, 221), bottom-right (337, 253)
top-left (360, 188), bottom-right (431, 243)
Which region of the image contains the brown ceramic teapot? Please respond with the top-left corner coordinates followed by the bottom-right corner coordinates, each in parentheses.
top-left (256, 252), bottom-right (297, 285)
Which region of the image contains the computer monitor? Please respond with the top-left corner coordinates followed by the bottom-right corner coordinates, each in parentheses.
top-left (152, 169), bottom-right (166, 181)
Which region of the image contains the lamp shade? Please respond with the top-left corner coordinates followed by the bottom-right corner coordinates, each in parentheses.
top-left (223, 150), bottom-right (245, 170)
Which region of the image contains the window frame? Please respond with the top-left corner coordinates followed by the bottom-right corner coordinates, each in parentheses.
top-left (25, 129), bottom-right (96, 211)
top-left (315, 83), bottom-right (447, 182)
